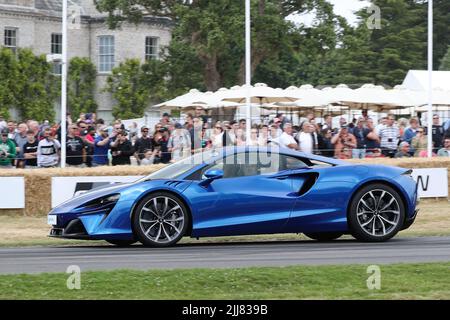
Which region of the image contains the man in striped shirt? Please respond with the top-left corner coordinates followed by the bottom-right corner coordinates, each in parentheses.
top-left (378, 115), bottom-right (399, 158)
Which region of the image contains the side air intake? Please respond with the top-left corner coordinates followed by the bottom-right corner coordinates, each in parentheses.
top-left (298, 172), bottom-right (319, 196)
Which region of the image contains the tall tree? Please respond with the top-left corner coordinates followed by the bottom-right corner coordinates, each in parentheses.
top-left (95, 0), bottom-right (316, 91)
top-left (105, 59), bottom-right (167, 119)
top-left (68, 57), bottom-right (98, 120)
top-left (0, 48), bottom-right (19, 118)
top-left (16, 49), bottom-right (58, 121)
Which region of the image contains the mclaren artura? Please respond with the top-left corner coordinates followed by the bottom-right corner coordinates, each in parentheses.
top-left (48, 147), bottom-right (418, 246)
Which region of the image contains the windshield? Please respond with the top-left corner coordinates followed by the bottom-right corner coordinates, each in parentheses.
top-left (138, 149), bottom-right (219, 181)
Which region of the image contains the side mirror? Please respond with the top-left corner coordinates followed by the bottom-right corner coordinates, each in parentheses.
top-left (203, 169), bottom-right (224, 180)
top-left (199, 169), bottom-right (224, 187)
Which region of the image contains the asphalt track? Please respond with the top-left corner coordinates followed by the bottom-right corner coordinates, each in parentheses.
top-left (1, 236), bottom-right (450, 274)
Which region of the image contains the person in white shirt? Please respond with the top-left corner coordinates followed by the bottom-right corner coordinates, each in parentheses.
top-left (273, 123), bottom-right (298, 150)
top-left (296, 122), bottom-right (315, 154)
top-left (37, 127), bottom-right (61, 167)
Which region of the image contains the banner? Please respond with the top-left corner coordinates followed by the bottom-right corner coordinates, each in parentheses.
top-left (0, 177), bottom-right (25, 209)
top-left (51, 176), bottom-right (143, 208)
top-left (411, 168), bottom-right (448, 198)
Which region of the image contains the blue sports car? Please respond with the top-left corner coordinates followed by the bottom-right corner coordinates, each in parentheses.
top-left (48, 147), bottom-right (418, 246)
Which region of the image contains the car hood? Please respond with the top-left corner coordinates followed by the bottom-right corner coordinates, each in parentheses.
top-left (49, 182), bottom-right (134, 214)
top-left (49, 178), bottom-right (193, 214)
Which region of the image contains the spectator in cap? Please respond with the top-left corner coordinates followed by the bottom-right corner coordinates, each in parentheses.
top-left (395, 142), bottom-right (412, 158)
top-left (134, 125), bottom-right (153, 165)
top-left (0, 128), bottom-right (16, 168)
top-left (22, 129), bottom-right (38, 168)
top-left (92, 125), bottom-right (112, 166)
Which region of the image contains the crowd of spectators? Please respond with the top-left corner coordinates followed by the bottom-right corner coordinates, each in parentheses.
top-left (0, 108), bottom-right (450, 169)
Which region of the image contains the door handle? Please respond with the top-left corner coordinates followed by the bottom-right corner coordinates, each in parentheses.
top-left (276, 175), bottom-right (289, 180)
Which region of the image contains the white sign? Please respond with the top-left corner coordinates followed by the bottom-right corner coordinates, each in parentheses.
top-left (411, 168), bottom-right (448, 198)
top-left (51, 176), bottom-right (143, 208)
top-left (0, 177), bottom-right (25, 209)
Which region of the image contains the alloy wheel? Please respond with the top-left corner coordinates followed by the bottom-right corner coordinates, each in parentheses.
top-left (356, 189), bottom-right (401, 237)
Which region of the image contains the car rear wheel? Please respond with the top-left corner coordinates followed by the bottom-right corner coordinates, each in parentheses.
top-left (348, 184), bottom-right (405, 242)
top-left (106, 239), bottom-right (137, 247)
top-left (133, 192), bottom-right (189, 247)
top-left (303, 232), bottom-right (343, 241)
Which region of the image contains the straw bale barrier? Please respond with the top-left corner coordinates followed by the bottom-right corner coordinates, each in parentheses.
top-left (0, 158), bottom-right (449, 216)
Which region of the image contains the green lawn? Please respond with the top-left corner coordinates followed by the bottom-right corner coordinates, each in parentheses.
top-left (1, 263), bottom-right (449, 299)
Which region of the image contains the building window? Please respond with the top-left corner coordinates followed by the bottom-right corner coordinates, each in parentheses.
top-left (98, 35), bottom-right (114, 72)
top-left (51, 33), bottom-right (62, 54)
top-left (4, 27), bottom-right (17, 52)
top-left (145, 37), bottom-right (159, 60)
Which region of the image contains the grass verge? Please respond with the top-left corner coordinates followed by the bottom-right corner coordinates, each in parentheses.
top-left (0, 262), bottom-right (449, 299)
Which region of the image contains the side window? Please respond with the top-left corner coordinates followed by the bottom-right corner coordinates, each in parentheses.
top-left (202, 152), bottom-right (308, 179)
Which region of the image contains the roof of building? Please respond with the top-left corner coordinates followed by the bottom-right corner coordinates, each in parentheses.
top-left (35, 0), bottom-right (62, 12)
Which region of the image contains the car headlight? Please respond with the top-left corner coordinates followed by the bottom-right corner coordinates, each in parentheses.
top-left (74, 193), bottom-right (121, 214)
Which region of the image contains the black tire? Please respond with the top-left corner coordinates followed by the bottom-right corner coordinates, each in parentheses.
top-left (132, 192), bottom-right (190, 247)
top-left (106, 239), bottom-right (137, 247)
top-left (304, 232), bottom-right (343, 241)
top-left (348, 184), bottom-right (405, 242)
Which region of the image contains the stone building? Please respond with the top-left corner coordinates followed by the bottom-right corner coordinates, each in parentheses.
top-left (0, 0), bottom-right (172, 122)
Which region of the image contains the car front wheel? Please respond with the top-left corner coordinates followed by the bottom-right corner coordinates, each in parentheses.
top-left (348, 184), bottom-right (405, 242)
top-left (133, 192), bottom-right (189, 247)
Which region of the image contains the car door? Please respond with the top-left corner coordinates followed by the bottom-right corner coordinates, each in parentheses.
top-left (190, 151), bottom-right (309, 237)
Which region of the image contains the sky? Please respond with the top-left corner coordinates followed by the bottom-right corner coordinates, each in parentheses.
top-left (288, 0), bottom-right (371, 27)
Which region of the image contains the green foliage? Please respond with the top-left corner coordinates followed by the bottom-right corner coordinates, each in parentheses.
top-left (0, 48), bottom-right (19, 118)
top-left (68, 57), bottom-right (98, 120)
top-left (88, 1), bottom-right (450, 93)
top-left (15, 49), bottom-right (58, 121)
top-left (105, 58), bottom-right (167, 119)
top-left (439, 45), bottom-right (450, 71)
top-left (96, 0), bottom-right (315, 91)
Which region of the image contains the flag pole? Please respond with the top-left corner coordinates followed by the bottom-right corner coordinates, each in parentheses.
top-left (61, 0), bottom-right (68, 167)
top-left (427, 0), bottom-right (433, 158)
top-left (245, 0), bottom-right (251, 144)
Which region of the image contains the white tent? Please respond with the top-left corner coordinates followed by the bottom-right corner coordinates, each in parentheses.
top-left (285, 84), bottom-right (331, 107)
top-left (221, 83), bottom-right (298, 104)
top-left (402, 70), bottom-right (450, 91)
top-left (321, 84), bottom-right (357, 105)
top-left (338, 84), bottom-right (402, 111)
